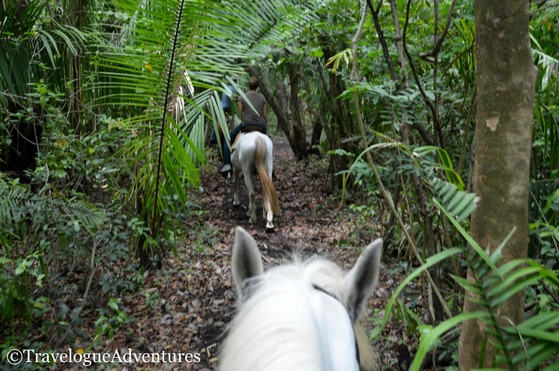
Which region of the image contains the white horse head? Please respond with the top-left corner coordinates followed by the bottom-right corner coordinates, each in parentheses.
top-left (231, 132), bottom-right (280, 232)
top-left (219, 226), bottom-right (382, 371)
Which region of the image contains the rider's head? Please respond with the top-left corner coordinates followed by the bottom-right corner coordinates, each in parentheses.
top-left (248, 76), bottom-right (260, 90)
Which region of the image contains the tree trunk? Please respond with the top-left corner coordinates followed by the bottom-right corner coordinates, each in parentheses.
top-left (302, 72), bottom-right (323, 155)
top-left (308, 108), bottom-right (323, 155)
top-left (71, 0), bottom-right (85, 136)
top-left (367, 0), bottom-right (398, 82)
top-left (287, 64), bottom-right (310, 159)
top-left (388, 0), bottom-right (408, 88)
top-left (458, 2), bottom-right (536, 369)
top-left (319, 60), bottom-right (358, 192)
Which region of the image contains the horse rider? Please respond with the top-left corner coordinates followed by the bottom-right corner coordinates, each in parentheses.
top-left (220, 75), bottom-right (268, 176)
top-left (211, 76), bottom-right (237, 145)
top-left (221, 76), bottom-right (237, 128)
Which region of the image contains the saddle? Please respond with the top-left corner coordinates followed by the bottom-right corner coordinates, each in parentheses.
top-left (231, 126), bottom-right (266, 152)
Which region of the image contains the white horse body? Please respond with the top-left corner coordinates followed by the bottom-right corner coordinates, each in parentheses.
top-left (231, 132), bottom-right (279, 231)
top-left (219, 227), bottom-right (383, 371)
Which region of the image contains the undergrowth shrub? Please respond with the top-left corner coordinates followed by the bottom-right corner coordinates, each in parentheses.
top-left (0, 99), bottom-right (147, 357)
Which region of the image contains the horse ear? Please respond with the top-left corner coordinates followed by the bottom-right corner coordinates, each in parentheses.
top-left (232, 227), bottom-right (264, 295)
top-left (343, 238), bottom-right (383, 322)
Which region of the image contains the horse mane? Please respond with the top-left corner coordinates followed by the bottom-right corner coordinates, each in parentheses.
top-left (220, 255), bottom-right (377, 371)
top-left (254, 136), bottom-right (280, 215)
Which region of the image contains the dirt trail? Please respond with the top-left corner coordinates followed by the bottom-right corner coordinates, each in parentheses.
top-left (106, 136), bottom-right (410, 370)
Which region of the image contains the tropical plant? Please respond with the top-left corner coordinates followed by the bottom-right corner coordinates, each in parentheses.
top-left (0, 0), bottom-right (89, 180)
top-left (379, 182), bottom-right (559, 370)
top-left (0, 0), bottom-right (86, 103)
top-left (420, 200), bottom-right (558, 370)
top-left (91, 0), bottom-right (319, 266)
top-left (0, 172), bottom-right (104, 325)
top-left (531, 0), bottom-right (559, 180)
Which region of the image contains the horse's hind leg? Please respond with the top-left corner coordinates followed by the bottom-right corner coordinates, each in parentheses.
top-left (264, 143), bottom-right (276, 232)
top-left (262, 197), bottom-right (272, 223)
top-left (233, 169), bottom-right (241, 207)
top-left (264, 202), bottom-right (274, 232)
top-left (248, 191), bottom-right (256, 224)
top-left (242, 167), bottom-right (257, 224)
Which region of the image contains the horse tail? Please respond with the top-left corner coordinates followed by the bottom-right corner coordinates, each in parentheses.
top-left (255, 136), bottom-right (280, 215)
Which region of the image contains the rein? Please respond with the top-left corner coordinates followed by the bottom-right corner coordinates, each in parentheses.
top-left (312, 284), bottom-right (361, 368)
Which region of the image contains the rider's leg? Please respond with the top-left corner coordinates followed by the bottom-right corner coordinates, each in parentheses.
top-left (221, 123), bottom-right (245, 174)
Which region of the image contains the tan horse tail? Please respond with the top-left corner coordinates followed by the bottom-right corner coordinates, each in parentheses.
top-left (254, 136), bottom-right (280, 215)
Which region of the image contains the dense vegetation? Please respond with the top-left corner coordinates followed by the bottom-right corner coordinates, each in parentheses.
top-left (1, 0), bottom-right (558, 368)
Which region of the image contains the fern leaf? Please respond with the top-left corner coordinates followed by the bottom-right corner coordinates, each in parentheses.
top-left (382, 247), bottom-right (463, 328)
top-left (432, 176), bottom-right (478, 223)
top-left (422, 200), bottom-right (559, 369)
top-left (451, 274), bottom-right (483, 295)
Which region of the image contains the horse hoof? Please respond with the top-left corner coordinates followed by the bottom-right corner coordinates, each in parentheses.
top-left (266, 227), bottom-right (275, 234)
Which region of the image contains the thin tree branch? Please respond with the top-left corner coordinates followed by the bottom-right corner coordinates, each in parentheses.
top-left (420, 0), bottom-right (458, 61)
top-left (351, 1), bottom-right (451, 320)
top-left (389, 0), bottom-right (409, 88)
top-left (402, 0), bottom-right (441, 146)
top-left (539, 279), bottom-right (559, 306)
top-left (366, 0), bottom-right (398, 82)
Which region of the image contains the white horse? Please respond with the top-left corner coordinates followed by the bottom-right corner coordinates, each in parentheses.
top-left (219, 226), bottom-right (383, 371)
top-left (231, 131), bottom-right (280, 232)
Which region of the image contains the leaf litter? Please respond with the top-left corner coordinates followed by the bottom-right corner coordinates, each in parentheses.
top-left (46, 136), bottom-right (427, 370)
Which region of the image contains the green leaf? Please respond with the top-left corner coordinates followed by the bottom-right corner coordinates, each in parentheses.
top-left (15, 259), bottom-right (33, 276)
top-left (415, 146), bottom-right (464, 189)
top-left (432, 176), bottom-right (478, 223)
top-left (433, 198), bottom-right (497, 272)
top-left (411, 311), bottom-right (490, 371)
top-left (382, 247), bottom-right (463, 327)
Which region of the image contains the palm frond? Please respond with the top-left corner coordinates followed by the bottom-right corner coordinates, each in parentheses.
top-left (91, 0), bottom-right (312, 261)
top-left (406, 199), bottom-right (559, 370)
top-left (0, 176), bottom-right (32, 228)
top-left (60, 199), bottom-right (106, 231)
top-left (381, 246), bottom-right (463, 328)
top-left (0, 2), bottom-right (86, 86)
top-left (0, 175), bottom-right (104, 243)
top-left (432, 175), bottom-right (478, 223)
top-left (533, 49), bottom-right (559, 91)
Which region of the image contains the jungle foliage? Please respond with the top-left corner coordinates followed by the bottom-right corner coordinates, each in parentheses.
top-left (1, 0), bottom-right (558, 368)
